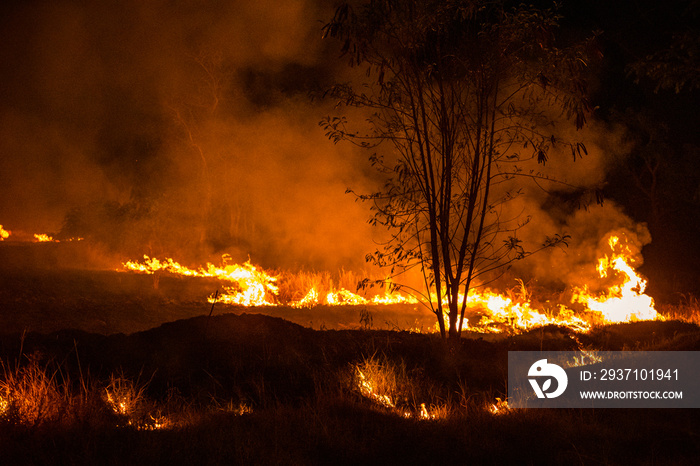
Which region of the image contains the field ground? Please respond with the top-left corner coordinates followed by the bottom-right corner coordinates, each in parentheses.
top-left (1, 248), bottom-right (700, 464)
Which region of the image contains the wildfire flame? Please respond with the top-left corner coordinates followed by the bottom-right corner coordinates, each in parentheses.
top-left (489, 398), bottom-right (510, 415)
top-left (0, 223), bottom-right (82, 242)
top-left (461, 288), bottom-right (592, 333)
top-left (355, 367), bottom-right (395, 409)
top-left (572, 235), bottom-right (659, 323)
top-left (293, 287), bottom-right (319, 307)
top-left (120, 232), bottom-right (661, 333)
top-left (123, 255), bottom-right (414, 308)
top-left (291, 286), bottom-right (416, 307)
top-left (123, 254), bottom-right (279, 307)
top-left (33, 233), bottom-right (54, 242)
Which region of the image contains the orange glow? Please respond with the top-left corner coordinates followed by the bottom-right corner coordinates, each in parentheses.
top-left (489, 398), bottom-right (510, 415)
top-left (460, 288), bottom-right (592, 334)
top-left (121, 231), bottom-right (661, 333)
top-left (123, 254), bottom-right (279, 307)
top-left (572, 234), bottom-right (660, 323)
top-left (33, 233), bottom-right (54, 242)
top-left (0, 225), bottom-right (9, 241)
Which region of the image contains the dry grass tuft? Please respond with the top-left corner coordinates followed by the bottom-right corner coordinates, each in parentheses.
top-left (354, 355), bottom-right (401, 409)
top-left (660, 294), bottom-right (700, 325)
top-left (352, 354), bottom-right (451, 420)
top-left (103, 372), bottom-right (148, 418)
top-left (0, 354), bottom-right (69, 426)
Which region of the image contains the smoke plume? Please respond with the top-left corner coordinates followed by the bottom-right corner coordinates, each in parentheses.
top-left (0, 0), bottom-right (648, 285)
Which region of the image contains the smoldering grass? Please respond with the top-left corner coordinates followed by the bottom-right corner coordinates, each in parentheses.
top-left (353, 354), bottom-right (400, 409)
top-left (274, 267), bottom-right (392, 304)
top-left (103, 370), bottom-right (152, 426)
top-left (0, 355), bottom-right (182, 431)
top-left (350, 354), bottom-right (455, 420)
top-left (0, 354), bottom-right (70, 427)
top-left (0, 317), bottom-right (698, 464)
top-left (659, 293), bottom-right (700, 325)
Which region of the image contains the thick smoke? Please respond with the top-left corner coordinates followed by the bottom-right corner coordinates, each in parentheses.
top-left (0, 0), bottom-right (376, 270)
top-left (0, 0), bottom-right (648, 283)
top-left (500, 118), bottom-right (651, 289)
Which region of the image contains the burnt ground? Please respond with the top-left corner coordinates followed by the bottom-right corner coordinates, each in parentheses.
top-left (0, 245), bottom-right (700, 464)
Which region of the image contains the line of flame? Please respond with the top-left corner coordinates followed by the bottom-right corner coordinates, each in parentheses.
top-left (121, 233), bottom-right (661, 333)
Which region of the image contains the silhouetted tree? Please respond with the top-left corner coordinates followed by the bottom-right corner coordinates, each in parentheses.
top-left (322, 0), bottom-right (597, 338)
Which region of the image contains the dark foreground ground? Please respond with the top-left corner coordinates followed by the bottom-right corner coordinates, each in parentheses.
top-left (1, 246), bottom-right (699, 464)
top-left (0, 313), bottom-right (698, 465)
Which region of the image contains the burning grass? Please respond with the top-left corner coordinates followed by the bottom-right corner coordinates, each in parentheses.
top-left (1, 228), bottom-right (699, 462)
top-left (118, 232), bottom-right (666, 337)
top-left (659, 294), bottom-right (700, 327)
top-left (0, 314), bottom-right (698, 464)
top-left (352, 354), bottom-right (453, 420)
top-left (0, 355), bottom-right (68, 427)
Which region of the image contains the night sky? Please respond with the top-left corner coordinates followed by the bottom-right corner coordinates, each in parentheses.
top-left (0, 0), bottom-right (698, 299)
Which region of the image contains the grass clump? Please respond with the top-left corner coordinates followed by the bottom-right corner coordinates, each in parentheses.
top-left (0, 354), bottom-right (70, 427)
top-left (351, 354), bottom-right (454, 420)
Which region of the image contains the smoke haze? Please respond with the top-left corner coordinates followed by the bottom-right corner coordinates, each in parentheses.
top-left (0, 0), bottom-right (376, 269)
top-left (0, 0), bottom-right (647, 283)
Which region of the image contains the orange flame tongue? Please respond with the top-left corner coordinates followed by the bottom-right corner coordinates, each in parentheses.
top-left (0, 225), bottom-right (9, 241)
top-left (572, 235), bottom-right (659, 323)
top-left (460, 287), bottom-right (591, 334)
top-left (121, 231), bottom-right (660, 333)
top-left (123, 255), bottom-right (279, 307)
top-left (207, 261), bottom-right (279, 307)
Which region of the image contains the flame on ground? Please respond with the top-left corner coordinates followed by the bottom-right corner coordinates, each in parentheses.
top-left (489, 398), bottom-right (510, 415)
top-left (123, 255), bottom-right (413, 308)
top-left (120, 232), bottom-right (661, 334)
top-left (123, 254), bottom-right (279, 307)
top-left (458, 284), bottom-right (592, 334)
top-left (572, 235), bottom-right (659, 323)
top-left (353, 357), bottom-right (448, 420)
top-left (292, 286), bottom-right (418, 307)
top-left (0, 223), bottom-right (83, 242)
top-left (355, 366), bottom-right (396, 409)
